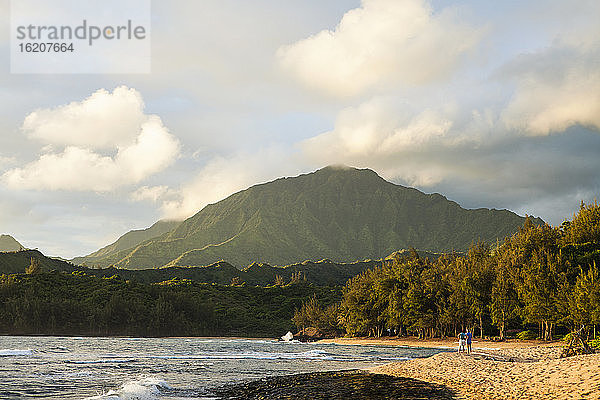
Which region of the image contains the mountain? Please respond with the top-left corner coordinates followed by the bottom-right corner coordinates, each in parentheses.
top-left (0, 235), bottom-right (25, 252)
top-left (72, 220), bottom-right (181, 267)
top-left (0, 249), bottom-right (79, 274)
top-left (76, 166), bottom-right (542, 270)
top-left (83, 259), bottom-right (381, 286)
top-left (0, 247), bottom-right (440, 287)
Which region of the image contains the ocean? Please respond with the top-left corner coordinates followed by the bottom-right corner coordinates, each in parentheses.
top-left (0, 336), bottom-right (444, 399)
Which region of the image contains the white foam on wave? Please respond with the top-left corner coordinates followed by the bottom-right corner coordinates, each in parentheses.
top-left (67, 358), bottom-right (137, 364)
top-left (148, 349), bottom-right (339, 361)
top-left (0, 349), bottom-right (34, 357)
top-left (84, 377), bottom-right (170, 400)
top-left (376, 356), bottom-right (412, 361)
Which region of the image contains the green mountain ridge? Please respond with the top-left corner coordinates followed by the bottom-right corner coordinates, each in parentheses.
top-left (75, 166), bottom-right (543, 270)
top-left (0, 235), bottom-right (25, 252)
top-left (72, 220), bottom-right (181, 267)
top-left (0, 248), bottom-right (442, 287)
top-left (0, 249), bottom-right (78, 274)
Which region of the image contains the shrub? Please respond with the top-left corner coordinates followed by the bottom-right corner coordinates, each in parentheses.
top-left (516, 330), bottom-right (537, 340)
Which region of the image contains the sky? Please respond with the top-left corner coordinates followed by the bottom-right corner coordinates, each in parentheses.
top-left (0, 0), bottom-right (599, 258)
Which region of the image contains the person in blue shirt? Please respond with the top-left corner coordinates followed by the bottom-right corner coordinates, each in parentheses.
top-left (458, 331), bottom-right (466, 353)
top-left (466, 330), bottom-right (473, 354)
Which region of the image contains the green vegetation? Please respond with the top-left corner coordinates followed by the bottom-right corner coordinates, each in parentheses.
top-left (3, 192), bottom-right (596, 341)
top-left (334, 202), bottom-right (600, 340)
top-left (0, 271), bottom-right (341, 337)
top-left (292, 295), bottom-right (342, 336)
top-left (75, 166), bottom-right (539, 270)
top-left (0, 250), bottom-right (79, 275)
top-left (0, 249), bottom-right (442, 287)
top-left (71, 220), bottom-right (180, 267)
top-left (94, 259), bottom-right (380, 287)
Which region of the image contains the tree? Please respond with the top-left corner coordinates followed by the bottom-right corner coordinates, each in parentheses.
top-left (292, 295), bottom-right (340, 336)
top-left (570, 262), bottom-right (600, 336)
top-left (25, 257), bottom-right (42, 274)
top-left (561, 201), bottom-right (600, 246)
top-left (339, 268), bottom-right (388, 337)
top-left (519, 250), bottom-right (566, 340)
top-left (490, 251), bottom-right (519, 340)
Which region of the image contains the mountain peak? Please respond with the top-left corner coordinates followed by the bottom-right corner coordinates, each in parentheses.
top-left (0, 235), bottom-right (25, 252)
top-left (317, 164), bottom-right (377, 176)
top-left (75, 166), bottom-right (537, 270)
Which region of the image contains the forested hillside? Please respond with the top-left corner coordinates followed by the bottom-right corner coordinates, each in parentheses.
top-left (71, 220), bottom-right (180, 267)
top-left (296, 202), bottom-right (600, 340)
top-left (0, 272), bottom-right (340, 337)
top-left (1, 203), bottom-right (597, 339)
top-left (77, 166), bottom-right (540, 270)
top-left (0, 248), bottom-right (441, 287)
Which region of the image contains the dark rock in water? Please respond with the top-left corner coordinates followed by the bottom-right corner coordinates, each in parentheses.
top-left (213, 370), bottom-right (457, 399)
top-left (295, 327), bottom-right (327, 342)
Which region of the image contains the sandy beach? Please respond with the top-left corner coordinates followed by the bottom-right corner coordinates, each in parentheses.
top-left (321, 337), bottom-right (600, 399)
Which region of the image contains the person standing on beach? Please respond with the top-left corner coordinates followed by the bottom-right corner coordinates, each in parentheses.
top-left (458, 330), bottom-right (466, 353)
top-left (466, 330), bottom-right (472, 354)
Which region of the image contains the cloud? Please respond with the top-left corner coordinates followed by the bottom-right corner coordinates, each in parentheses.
top-left (22, 86), bottom-right (147, 149)
top-left (277, 0), bottom-right (481, 97)
top-left (158, 148), bottom-right (304, 220)
top-left (302, 97), bottom-right (457, 185)
top-left (2, 87), bottom-right (180, 191)
top-left (0, 155), bottom-right (16, 171)
top-left (131, 185), bottom-right (172, 203)
top-left (300, 95), bottom-right (600, 220)
top-left (502, 44), bottom-right (600, 135)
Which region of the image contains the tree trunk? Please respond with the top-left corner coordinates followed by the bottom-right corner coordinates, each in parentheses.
top-left (479, 315), bottom-right (484, 339)
top-left (500, 309), bottom-right (506, 340)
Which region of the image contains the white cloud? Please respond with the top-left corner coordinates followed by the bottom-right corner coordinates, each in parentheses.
top-left (502, 45), bottom-right (600, 135)
top-left (302, 97), bottom-right (453, 172)
top-left (0, 155), bottom-right (16, 171)
top-left (22, 86), bottom-right (146, 149)
top-left (131, 185), bottom-right (172, 203)
top-left (277, 0), bottom-right (481, 97)
top-left (300, 99), bottom-right (460, 188)
top-left (159, 148), bottom-right (303, 220)
top-left (2, 87), bottom-right (180, 191)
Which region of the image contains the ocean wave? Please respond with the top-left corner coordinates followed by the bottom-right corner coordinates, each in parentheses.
top-left (194, 339), bottom-right (277, 345)
top-left (66, 358), bottom-right (137, 364)
top-left (147, 349), bottom-right (341, 361)
top-left (0, 349), bottom-right (34, 357)
top-left (375, 356), bottom-right (412, 361)
top-left (83, 377), bottom-right (171, 400)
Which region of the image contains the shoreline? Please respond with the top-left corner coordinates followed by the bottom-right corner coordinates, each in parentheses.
top-left (5, 334), bottom-right (597, 398)
top-left (318, 336), bottom-right (561, 350)
top-left (327, 337), bottom-right (600, 399)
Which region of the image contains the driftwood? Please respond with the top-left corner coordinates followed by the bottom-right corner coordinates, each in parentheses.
top-left (561, 327), bottom-right (595, 358)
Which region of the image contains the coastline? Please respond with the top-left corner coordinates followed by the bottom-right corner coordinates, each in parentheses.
top-left (318, 336), bottom-right (560, 350)
top-left (320, 337), bottom-right (599, 399)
